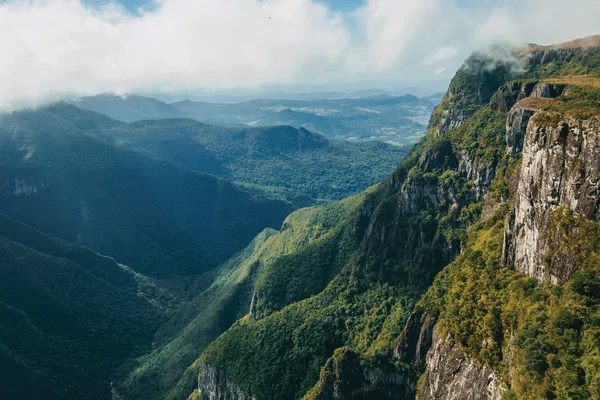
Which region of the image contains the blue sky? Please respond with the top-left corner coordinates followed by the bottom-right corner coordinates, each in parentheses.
top-left (112, 0), bottom-right (366, 13)
top-left (110, 0), bottom-right (493, 13)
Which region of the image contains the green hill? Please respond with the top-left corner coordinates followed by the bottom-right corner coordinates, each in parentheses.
top-left (0, 213), bottom-right (164, 399)
top-left (69, 113), bottom-right (407, 201)
top-left (72, 94), bottom-right (183, 122)
top-left (0, 105), bottom-right (293, 277)
top-left (253, 109), bottom-right (349, 138)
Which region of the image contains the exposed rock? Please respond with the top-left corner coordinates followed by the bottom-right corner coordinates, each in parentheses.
top-left (417, 324), bottom-right (506, 400)
top-left (527, 47), bottom-right (579, 67)
top-left (393, 311), bottom-right (436, 375)
top-left (310, 347), bottom-right (406, 400)
top-left (489, 81), bottom-right (536, 113)
top-left (436, 105), bottom-right (472, 138)
top-left (505, 103), bottom-right (535, 155)
top-left (248, 289), bottom-right (266, 320)
top-left (503, 115), bottom-right (600, 284)
top-left (2, 178), bottom-right (41, 196)
top-left (529, 83), bottom-right (565, 99)
top-left (198, 364), bottom-right (255, 400)
top-left (456, 150), bottom-right (497, 200)
top-left (418, 140), bottom-right (459, 172)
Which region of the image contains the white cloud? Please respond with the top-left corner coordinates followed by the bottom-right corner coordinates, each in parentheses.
top-left (0, 0), bottom-right (599, 110)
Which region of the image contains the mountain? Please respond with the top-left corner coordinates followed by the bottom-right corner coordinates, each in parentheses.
top-left (4, 34), bottom-right (600, 400)
top-left (170, 95), bottom-right (432, 145)
top-left (0, 213), bottom-right (164, 399)
top-left (70, 115), bottom-right (407, 201)
top-left (115, 193), bottom-right (368, 399)
top-left (171, 35), bottom-right (600, 400)
top-left (0, 104), bottom-right (293, 277)
top-left (72, 93), bottom-right (183, 122)
top-left (73, 92), bottom-right (434, 146)
top-left (252, 109), bottom-right (348, 138)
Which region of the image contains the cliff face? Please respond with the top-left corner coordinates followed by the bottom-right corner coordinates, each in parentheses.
top-left (503, 114), bottom-right (600, 284)
top-left (307, 347), bottom-right (406, 400)
top-left (198, 364), bottom-right (256, 400)
top-left (417, 324), bottom-right (505, 400)
top-left (191, 36), bottom-right (600, 400)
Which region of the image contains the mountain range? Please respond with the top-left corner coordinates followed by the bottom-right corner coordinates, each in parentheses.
top-left (72, 92), bottom-right (442, 146)
top-left (2, 34), bottom-right (600, 400)
top-left (0, 95), bottom-right (408, 398)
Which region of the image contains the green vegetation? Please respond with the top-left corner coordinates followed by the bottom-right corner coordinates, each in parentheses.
top-left (524, 47), bottom-right (600, 79)
top-left (191, 39), bottom-right (600, 400)
top-left (194, 106), bottom-right (504, 398)
top-left (114, 195), bottom-right (367, 400)
top-left (0, 213), bottom-right (164, 399)
top-left (529, 79), bottom-right (600, 122)
top-left (5, 37), bottom-right (600, 400)
top-left (200, 271), bottom-right (418, 400)
top-left (447, 107), bottom-right (507, 162)
top-left (78, 115), bottom-right (408, 201)
top-left (420, 205), bottom-right (600, 399)
top-left (0, 105), bottom-right (293, 277)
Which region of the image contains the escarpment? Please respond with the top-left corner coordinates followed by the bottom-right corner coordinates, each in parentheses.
top-left (188, 36), bottom-right (600, 400)
top-left (503, 115), bottom-right (600, 284)
top-left (417, 325), bottom-right (505, 400)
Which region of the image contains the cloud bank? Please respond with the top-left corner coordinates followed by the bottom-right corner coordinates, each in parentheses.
top-left (0, 0), bottom-right (599, 110)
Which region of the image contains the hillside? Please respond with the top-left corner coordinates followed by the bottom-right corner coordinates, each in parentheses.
top-left (170, 94), bottom-right (433, 145)
top-left (72, 94), bottom-right (183, 122)
top-left (185, 35), bottom-right (600, 400)
top-left (115, 193), bottom-right (368, 400)
top-left (252, 109), bottom-right (348, 138)
top-left (0, 105), bottom-right (293, 277)
top-left (71, 115), bottom-right (407, 201)
top-left (0, 213), bottom-right (164, 399)
top-left (76, 92), bottom-right (433, 146)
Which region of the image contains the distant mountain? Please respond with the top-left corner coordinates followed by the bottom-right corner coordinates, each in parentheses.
top-left (72, 113), bottom-right (407, 200)
top-left (74, 92), bottom-right (433, 146)
top-left (0, 103), bottom-right (293, 277)
top-left (140, 88), bottom-right (434, 103)
top-left (169, 94), bottom-right (432, 145)
top-left (72, 93), bottom-right (183, 122)
top-left (252, 109), bottom-right (348, 138)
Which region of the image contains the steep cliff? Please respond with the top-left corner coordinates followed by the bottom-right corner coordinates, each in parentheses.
top-left (187, 35), bottom-right (600, 400)
top-left (503, 113), bottom-right (600, 284)
top-left (418, 41), bottom-right (600, 399)
top-left (417, 324), bottom-right (505, 400)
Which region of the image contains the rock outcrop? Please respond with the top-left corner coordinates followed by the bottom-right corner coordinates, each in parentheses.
top-left (503, 115), bottom-right (600, 284)
top-left (309, 348), bottom-right (406, 400)
top-left (505, 103), bottom-right (534, 156)
top-left (417, 324), bottom-right (506, 400)
top-left (489, 81), bottom-right (536, 113)
top-left (198, 364), bottom-right (255, 400)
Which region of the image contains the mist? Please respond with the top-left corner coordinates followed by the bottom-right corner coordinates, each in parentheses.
top-left (0, 0), bottom-right (599, 110)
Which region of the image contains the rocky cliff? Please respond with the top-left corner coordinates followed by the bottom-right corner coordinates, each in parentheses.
top-left (417, 324), bottom-right (505, 400)
top-left (503, 112), bottom-right (600, 284)
top-left (190, 36), bottom-right (600, 400)
top-left (198, 364), bottom-right (256, 400)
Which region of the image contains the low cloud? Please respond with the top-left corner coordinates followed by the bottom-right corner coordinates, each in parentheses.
top-left (0, 0), bottom-right (598, 110)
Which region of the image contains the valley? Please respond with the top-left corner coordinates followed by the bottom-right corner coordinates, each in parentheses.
top-left (1, 26), bottom-right (600, 400)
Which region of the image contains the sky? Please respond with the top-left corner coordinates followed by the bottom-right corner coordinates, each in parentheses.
top-left (0, 0), bottom-right (599, 110)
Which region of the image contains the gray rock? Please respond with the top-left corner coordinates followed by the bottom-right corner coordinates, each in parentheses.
top-left (198, 364), bottom-right (255, 400)
top-left (418, 324), bottom-right (506, 400)
top-left (503, 115), bottom-right (600, 284)
top-left (505, 103), bottom-right (535, 156)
